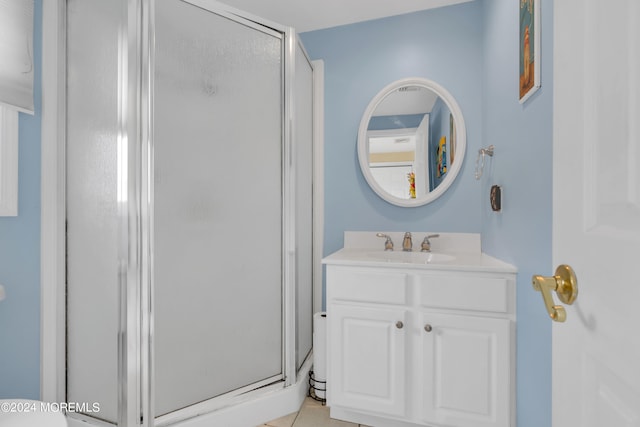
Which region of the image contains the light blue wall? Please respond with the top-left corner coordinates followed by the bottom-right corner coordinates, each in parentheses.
top-left (0, 0), bottom-right (42, 399)
top-left (303, 1), bottom-right (554, 426)
top-left (301, 1), bottom-right (485, 262)
top-left (368, 114), bottom-right (424, 131)
top-left (481, 1), bottom-right (553, 426)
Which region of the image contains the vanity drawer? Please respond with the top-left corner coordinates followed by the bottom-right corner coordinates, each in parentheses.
top-left (417, 275), bottom-right (510, 313)
top-left (328, 268), bottom-right (408, 305)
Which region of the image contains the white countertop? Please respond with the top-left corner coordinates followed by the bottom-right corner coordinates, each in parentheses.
top-left (322, 232), bottom-right (517, 274)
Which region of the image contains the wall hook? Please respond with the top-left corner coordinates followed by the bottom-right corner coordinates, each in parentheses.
top-left (475, 145), bottom-right (494, 180)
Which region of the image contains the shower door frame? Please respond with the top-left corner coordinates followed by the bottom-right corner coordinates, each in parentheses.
top-left (40, 1), bottom-right (319, 426)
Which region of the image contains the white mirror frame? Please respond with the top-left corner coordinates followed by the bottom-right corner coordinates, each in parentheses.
top-left (357, 77), bottom-right (466, 207)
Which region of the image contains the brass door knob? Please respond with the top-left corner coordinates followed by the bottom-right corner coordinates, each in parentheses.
top-left (532, 264), bottom-right (578, 322)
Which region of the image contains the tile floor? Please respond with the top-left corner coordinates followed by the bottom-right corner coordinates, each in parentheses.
top-left (259, 397), bottom-right (371, 427)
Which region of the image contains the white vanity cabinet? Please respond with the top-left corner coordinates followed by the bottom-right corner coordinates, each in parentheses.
top-left (325, 263), bottom-right (516, 427)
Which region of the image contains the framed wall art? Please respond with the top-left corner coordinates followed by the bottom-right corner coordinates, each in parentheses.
top-left (519, 0), bottom-right (540, 103)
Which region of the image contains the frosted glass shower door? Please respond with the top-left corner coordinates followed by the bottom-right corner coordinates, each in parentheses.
top-left (294, 41), bottom-right (314, 371)
top-left (65, 0), bottom-right (123, 423)
top-left (153, 0), bottom-right (284, 416)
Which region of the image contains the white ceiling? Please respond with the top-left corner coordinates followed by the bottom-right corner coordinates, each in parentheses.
top-left (221, 0), bottom-right (475, 32)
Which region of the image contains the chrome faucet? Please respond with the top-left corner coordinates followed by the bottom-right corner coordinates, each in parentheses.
top-left (376, 233), bottom-right (394, 251)
top-left (402, 232), bottom-right (413, 252)
top-left (421, 234), bottom-right (440, 252)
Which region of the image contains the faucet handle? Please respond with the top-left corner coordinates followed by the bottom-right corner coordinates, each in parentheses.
top-left (421, 234), bottom-right (440, 252)
top-left (376, 233), bottom-right (394, 251)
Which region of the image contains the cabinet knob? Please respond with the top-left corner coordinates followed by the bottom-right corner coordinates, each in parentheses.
top-left (396, 321), bottom-right (404, 329)
top-left (424, 324), bottom-right (433, 332)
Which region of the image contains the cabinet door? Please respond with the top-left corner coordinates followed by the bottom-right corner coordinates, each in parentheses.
top-left (329, 304), bottom-right (407, 418)
top-left (420, 313), bottom-right (511, 427)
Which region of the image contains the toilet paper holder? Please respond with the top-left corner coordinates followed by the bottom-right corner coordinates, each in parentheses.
top-left (310, 312), bottom-right (327, 404)
top-left (308, 370), bottom-right (326, 404)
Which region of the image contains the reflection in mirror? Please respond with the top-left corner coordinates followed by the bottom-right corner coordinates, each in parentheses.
top-left (367, 86), bottom-right (457, 199)
top-left (357, 78), bottom-right (465, 207)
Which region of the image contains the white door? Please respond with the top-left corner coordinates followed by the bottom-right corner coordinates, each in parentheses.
top-left (552, 1), bottom-right (640, 426)
top-left (415, 114), bottom-right (430, 196)
top-left (420, 313), bottom-right (510, 427)
top-left (329, 304), bottom-right (407, 418)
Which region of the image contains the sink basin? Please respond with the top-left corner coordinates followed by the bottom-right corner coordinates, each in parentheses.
top-left (366, 251), bottom-right (455, 264)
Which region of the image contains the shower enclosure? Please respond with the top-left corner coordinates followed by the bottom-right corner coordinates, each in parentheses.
top-left (62, 0), bottom-right (315, 426)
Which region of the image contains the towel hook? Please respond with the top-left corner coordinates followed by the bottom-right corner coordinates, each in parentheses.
top-left (475, 145), bottom-right (494, 180)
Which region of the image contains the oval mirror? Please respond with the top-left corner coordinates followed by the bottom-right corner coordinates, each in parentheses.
top-left (357, 77), bottom-right (466, 207)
